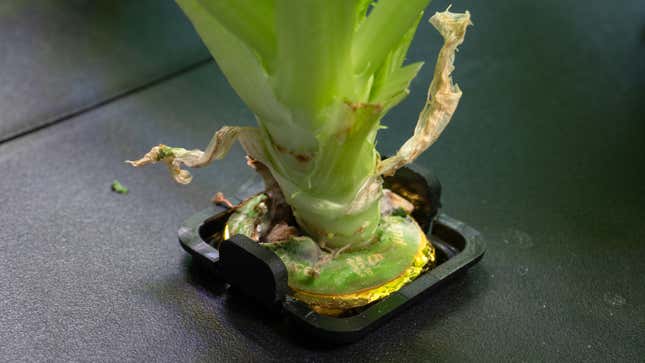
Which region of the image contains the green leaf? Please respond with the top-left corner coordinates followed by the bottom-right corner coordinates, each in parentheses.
top-left (309, 103), bottom-right (381, 200)
top-left (352, 0), bottom-right (430, 76)
top-left (177, 1), bottom-right (271, 111)
top-left (368, 10), bottom-right (424, 111)
top-left (196, 0), bottom-right (276, 72)
top-left (273, 0), bottom-right (359, 129)
top-left (371, 61), bottom-right (423, 109)
top-left (111, 180), bottom-right (128, 194)
top-left (389, 9), bottom-right (424, 71)
top-left (354, 0), bottom-right (373, 30)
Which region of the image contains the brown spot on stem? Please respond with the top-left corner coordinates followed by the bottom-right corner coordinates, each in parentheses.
top-left (294, 153), bottom-right (311, 162)
top-left (275, 144), bottom-right (287, 153)
top-left (273, 143), bottom-right (312, 163)
top-left (344, 100), bottom-right (383, 114)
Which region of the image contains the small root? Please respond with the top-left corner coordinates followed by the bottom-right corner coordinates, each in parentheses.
top-left (332, 244), bottom-right (352, 259)
top-left (211, 192), bottom-right (235, 208)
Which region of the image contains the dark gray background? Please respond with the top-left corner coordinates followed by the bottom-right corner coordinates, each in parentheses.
top-left (1, 0), bottom-right (643, 361)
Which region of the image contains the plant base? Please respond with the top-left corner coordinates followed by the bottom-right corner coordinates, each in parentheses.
top-left (265, 215), bottom-right (435, 315)
top-left (177, 166), bottom-right (485, 343)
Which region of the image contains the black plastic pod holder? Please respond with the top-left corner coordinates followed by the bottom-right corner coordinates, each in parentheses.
top-left (178, 166), bottom-right (485, 344)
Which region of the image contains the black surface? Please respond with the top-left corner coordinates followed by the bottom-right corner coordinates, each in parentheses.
top-left (1, 0), bottom-right (644, 361)
top-left (0, 0), bottom-right (209, 142)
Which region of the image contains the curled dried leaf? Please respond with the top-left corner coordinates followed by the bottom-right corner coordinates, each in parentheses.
top-left (378, 8), bottom-right (472, 176)
top-left (126, 144), bottom-right (202, 184)
top-left (126, 126), bottom-right (266, 185)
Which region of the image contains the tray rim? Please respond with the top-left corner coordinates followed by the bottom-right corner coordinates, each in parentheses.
top-left (178, 207), bottom-right (485, 343)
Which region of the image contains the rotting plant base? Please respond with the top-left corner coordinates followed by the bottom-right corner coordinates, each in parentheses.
top-left (213, 166), bottom-right (443, 316)
top-left (179, 166), bottom-right (485, 342)
top-left (202, 213), bottom-right (437, 317)
top-left (290, 233), bottom-right (435, 316)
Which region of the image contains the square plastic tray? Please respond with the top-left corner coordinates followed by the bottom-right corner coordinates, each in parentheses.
top-left (178, 168), bottom-right (485, 343)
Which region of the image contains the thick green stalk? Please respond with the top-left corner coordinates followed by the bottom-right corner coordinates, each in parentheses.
top-left (352, 0), bottom-right (431, 75)
top-left (133, 2), bottom-right (473, 250)
top-left (128, 3), bottom-right (472, 313)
